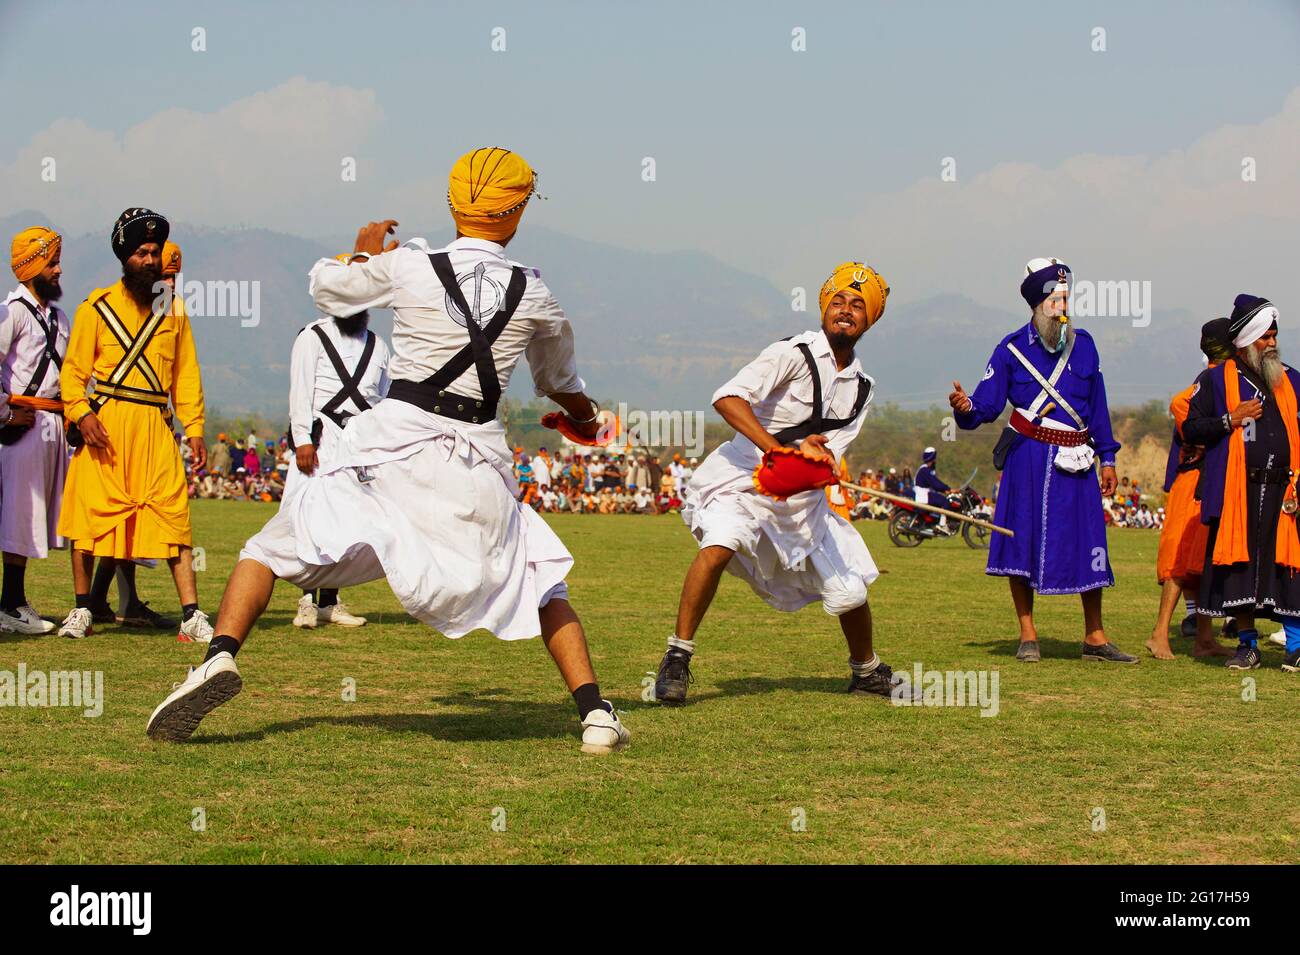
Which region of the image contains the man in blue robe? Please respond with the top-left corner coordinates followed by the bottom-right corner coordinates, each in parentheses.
top-left (948, 257), bottom-right (1136, 664)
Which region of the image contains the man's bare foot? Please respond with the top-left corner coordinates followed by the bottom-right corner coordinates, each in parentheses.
top-left (1193, 638), bottom-right (1233, 658)
top-left (1145, 634), bottom-right (1175, 660)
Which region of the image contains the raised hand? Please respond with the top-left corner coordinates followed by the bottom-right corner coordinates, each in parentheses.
top-left (353, 219), bottom-right (400, 257)
top-left (949, 380), bottom-right (973, 413)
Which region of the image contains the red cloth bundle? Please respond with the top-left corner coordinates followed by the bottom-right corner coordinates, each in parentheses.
top-left (541, 409), bottom-right (621, 448)
top-left (752, 446), bottom-right (838, 500)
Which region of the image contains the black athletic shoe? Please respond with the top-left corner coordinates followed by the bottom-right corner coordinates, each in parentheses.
top-left (1179, 614), bottom-right (1198, 638)
top-left (1282, 649), bottom-right (1300, 673)
top-left (847, 662), bottom-right (901, 698)
top-left (1221, 617), bottom-right (1239, 638)
top-left (1015, 640), bottom-right (1041, 663)
top-left (654, 648), bottom-right (693, 704)
top-left (1081, 641), bottom-right (1139, 664)
top-left (119, 602), bottom-right (177, 630)
top-left (1225, 644), bottom-right (1262, 670)
top-left (88, 602), bottom-right (116, 625)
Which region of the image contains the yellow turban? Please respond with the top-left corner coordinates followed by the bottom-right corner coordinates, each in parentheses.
top-left (11, 227), bottom-right (62, 282)
top-left (447, 147), bottom-right (537, 241)
top-left (162, 241), bottom-right (183, 276)
top-left (819, 261), bottom-right (889, 324)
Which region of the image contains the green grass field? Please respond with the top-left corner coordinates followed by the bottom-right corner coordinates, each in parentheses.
top-left (1, 501), bottom-right (1296, 863)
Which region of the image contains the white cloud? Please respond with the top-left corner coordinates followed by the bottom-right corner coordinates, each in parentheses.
top-left (784, 88), bottom-right (1300, 318)
top-left (0, 77), bottom-right (382, 235)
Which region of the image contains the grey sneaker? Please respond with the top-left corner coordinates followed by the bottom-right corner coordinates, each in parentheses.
top-left (1015, 640), bottom-right (1041, 663)
top-left (1081, 641), bottom-right (1139, 664)
top-left (1224, 644), bottom-right (1262, 670)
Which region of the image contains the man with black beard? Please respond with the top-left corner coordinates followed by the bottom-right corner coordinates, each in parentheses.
top-left (0, 227), bottom-right (70, 634)
top-left (56, 209), bottom-right (212, 642)
top-left (285, 302), bottom-right (390, 629)
top-left (1183, 294), bottom-right (1300, 672)
top-left (654, 262), bottom-right (902, 705)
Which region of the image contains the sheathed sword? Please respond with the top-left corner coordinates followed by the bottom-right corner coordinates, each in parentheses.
top-left (840, 481), bottom-right (1015, 537)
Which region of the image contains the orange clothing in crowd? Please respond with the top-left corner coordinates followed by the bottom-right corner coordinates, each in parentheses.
top-left (1156, 382), bottom-right (1207, 584)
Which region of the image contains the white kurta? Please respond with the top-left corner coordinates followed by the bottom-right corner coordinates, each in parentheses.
top-left (242, 236), bottom-right (584, 640)
top-left (0, 286), bottom-right (70, 559)
top-left (683, 329), bottom-right (878, 615)
top-left (282, 317), bottom-right (391, 503)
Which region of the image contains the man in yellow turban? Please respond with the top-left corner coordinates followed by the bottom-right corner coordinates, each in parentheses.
top-left (653, 261), bottom-right (907, 706)
top-left (447, 146), bottom-right (538, 243)
top-left (55, 210), bottom-right (213, 642)
top-left (0, 227), bottom-right (70, 634)
top-left (146, 148), bottom-right (630, 757)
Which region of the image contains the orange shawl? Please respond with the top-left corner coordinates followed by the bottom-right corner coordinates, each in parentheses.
top-left (1213, 358), bottom-right (1300, 568)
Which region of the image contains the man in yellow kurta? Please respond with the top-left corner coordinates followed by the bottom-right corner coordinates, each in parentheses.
top-left (55, 208), bottom-right (213, 642)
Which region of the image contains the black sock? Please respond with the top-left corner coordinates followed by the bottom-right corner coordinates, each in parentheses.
top-left (204, 635), bottom-right (241, 661)
top-left (302, 588), bottom-right (316, 603)
top-left (571, 683), bottom-right (611, 720)
top-left (318, 588), bottom-right (339, 608)
top-left (75, 593), bottom-right (92, 610)
top-left (1, 562), bottom-right (26, 611)
top-left (117, 563), bottom-right (140, 610)
top-left (182, 603), bottom-right (199, 622)
top-left (89, 558), bottom-right (116, 606)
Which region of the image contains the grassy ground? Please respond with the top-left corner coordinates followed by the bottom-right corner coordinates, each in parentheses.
top-left (1, 500), bottom-right (1296, 863)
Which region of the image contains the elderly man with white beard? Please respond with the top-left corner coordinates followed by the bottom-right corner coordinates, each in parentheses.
top-left (949, 257), bottom-right (1135, 665)
top-left (1183, 294), bottom-right (1300, 672)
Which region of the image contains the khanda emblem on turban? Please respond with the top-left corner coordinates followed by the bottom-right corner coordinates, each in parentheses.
top-left (445, 262), bottom-right (507, 329)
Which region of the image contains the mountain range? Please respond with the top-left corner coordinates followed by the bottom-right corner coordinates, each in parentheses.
top-left (3, 210), bottom-right (1203, 417)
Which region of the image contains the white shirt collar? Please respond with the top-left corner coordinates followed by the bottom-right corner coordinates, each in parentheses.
top-left (401, 236), bottom-right (508, 259)
top-left (5, 283), bottom-right (50, 316)
top-left (811, 328), bottom-right (864, 379)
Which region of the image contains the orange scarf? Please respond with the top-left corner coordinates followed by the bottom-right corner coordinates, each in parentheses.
top-left (1213, 358), bottom-right (1300, 568)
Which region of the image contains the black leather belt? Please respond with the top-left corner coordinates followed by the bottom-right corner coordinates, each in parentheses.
top-left (1247, 467), bottom-right (1292, 484)
top-left (387, 379), bottom-right (496, 424)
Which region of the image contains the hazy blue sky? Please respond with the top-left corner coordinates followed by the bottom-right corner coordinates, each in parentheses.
top-left (3, 0), bottom-right (1298, 313)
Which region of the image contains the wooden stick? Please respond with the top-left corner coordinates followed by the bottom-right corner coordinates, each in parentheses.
top-left (841, 481), bottom-right (1015, 537)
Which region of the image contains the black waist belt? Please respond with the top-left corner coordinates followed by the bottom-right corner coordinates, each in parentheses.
top-left (91, 382), bottom-right (170, 414)
top-left (1247, 467), bottom-right (1292, 485)
top-left (387, 379), bottom-right (495, 424)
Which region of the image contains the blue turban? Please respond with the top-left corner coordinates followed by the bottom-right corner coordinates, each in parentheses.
top-left (1020, 257), bottom-right (1071, 311)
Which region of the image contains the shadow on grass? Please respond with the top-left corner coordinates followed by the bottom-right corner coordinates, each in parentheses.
top-left (961, 635), bottom-right (1084, 660)
top-left (186, 692), bottom-right (575, 745)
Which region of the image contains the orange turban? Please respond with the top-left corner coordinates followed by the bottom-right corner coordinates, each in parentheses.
top-left (819, 261), bottom-right (889, 324)
top-left (11, 227), bottom-right (61, 282)
top-left (447, 147), bottom-right (537, 242)
top-left (162, 241), bottom-right (182, 276)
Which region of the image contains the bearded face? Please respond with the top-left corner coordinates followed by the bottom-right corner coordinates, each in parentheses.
top-left (1239, 339), bottom-right (1284, 390)
top-left (333, 312), bottom-right (370, 338)
top-left (1032, 308), bottom-right (1072, 352)
top-left (122, 253), bottom-right (163, 309)
top-left (31, 272), bottom-right (62, 303)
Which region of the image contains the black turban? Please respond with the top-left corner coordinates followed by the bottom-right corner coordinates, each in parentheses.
top-left (111, 208), bottom-right (169, 262)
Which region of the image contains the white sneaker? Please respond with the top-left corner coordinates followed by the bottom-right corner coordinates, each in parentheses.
top-left (580, 703), bottom-right (630, 755)
top-left (1267, 630), bottom-right (1286, 647)
top-left (56, 607), bottom-right (94, 639)
top-left (318, 600), bottom-right (366, 627)
top-left (292, 593), bottom-right (318, 629)
top-left (145, 651), bottom-right (242, 741)
top-left (177, 609), bottom-right (214, 644)
top-left (0, 604), bottom-right (56, 635)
